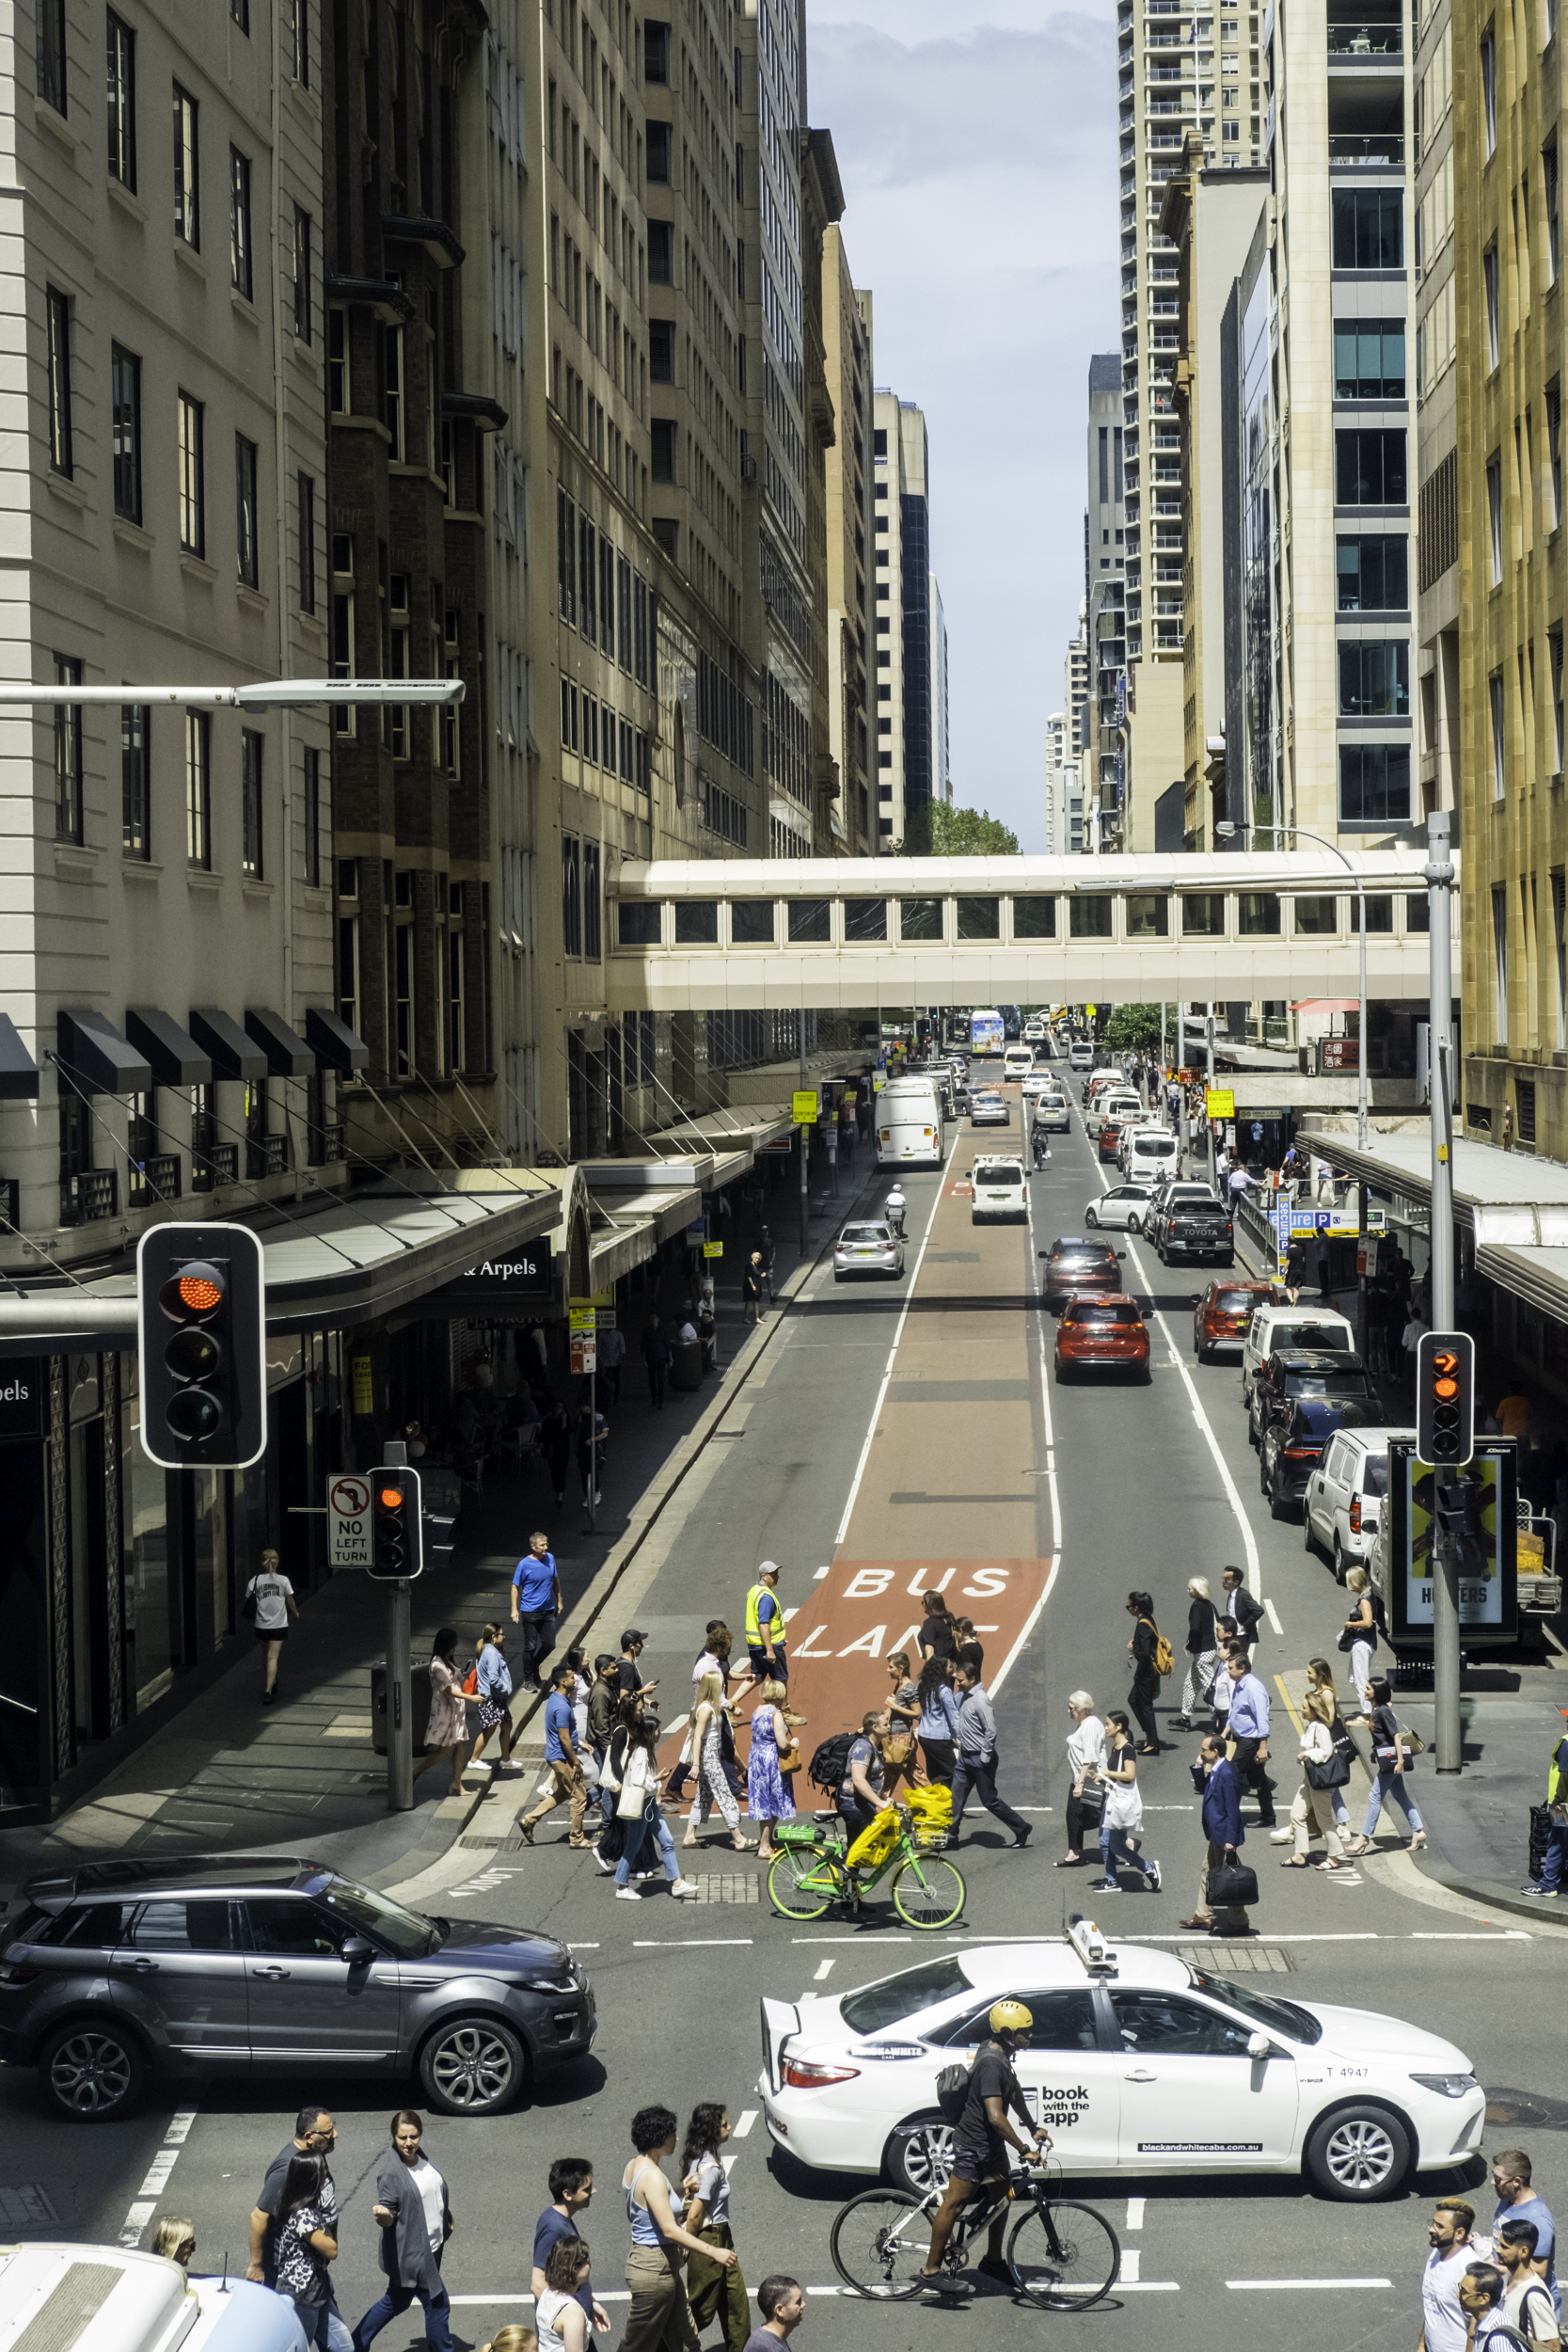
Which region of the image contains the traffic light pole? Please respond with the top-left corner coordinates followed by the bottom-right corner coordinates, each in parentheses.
top-left (383, 1440), bottom-right (414, 1813)
top-left (1427, 812), bottom-right (1462, 1775)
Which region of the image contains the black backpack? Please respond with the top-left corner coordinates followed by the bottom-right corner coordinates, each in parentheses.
top-left (808, 1731), bottom-right (855, 1793)
top-left (935, 2061), bottom-right (971, 2122)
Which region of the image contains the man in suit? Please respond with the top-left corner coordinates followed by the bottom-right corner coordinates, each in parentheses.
top-left (1219, 1565), bottom-right (1263, 1656)
top-left (1180, 1736), bottom-right (1251, 1936)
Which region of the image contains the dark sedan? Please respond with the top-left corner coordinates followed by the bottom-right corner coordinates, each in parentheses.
top-left (1040, 1235), bottom-right (1125, 1311)
top-left (0, 1853), bottom-right (594, 2121)
top-left (1260, 1396), bottom-right (1388, 1518)
top-left (1248, 1346), bottom-right (1379, 1447)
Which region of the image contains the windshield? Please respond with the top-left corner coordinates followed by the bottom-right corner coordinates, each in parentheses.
top-left (842, 1226), bottom-right (890, 1244)
top-left (1067, 1304), bottom-right (1141, 1326)
top-left (1216, 1289), bottom-right (1260, 1311)
top-left (1289, 1369), bottom-right (1370, 1398)
top-left (1186, 1968), bottom-right (1323, 2045)
top-left (313, 1874), bottom-right (442, 1957)
top-left (1274, 1323), bottom-right (1351, 1351)
top-left (975, 1167), bottom-right (1022, 1186)
top-left (840, 1956), bottom-right (973, 2034)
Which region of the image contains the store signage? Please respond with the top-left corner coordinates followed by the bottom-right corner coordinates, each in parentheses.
top-left (351, 1356), bottom-right (374, 1416)
top-left (0, 1358), bottom-right (43, 1442)
top-left (426, 1239), bottom-right (552, 1311)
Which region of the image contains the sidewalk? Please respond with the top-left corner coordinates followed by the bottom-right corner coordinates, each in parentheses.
top-left (0, 1156), bottom-right (883, 1901)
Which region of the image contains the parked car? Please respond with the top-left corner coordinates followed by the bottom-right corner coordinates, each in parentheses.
top-left (1193, 1279), bottom-right (1276, 1362)
top-left (0, 1854), bottom-right (595, 2121)
top-left (1248, 1346), bottom-right (1379, 1448)
top-left (1085, 1181), bottom-right (1158, 1233)
top-left (1303, 1422), bottom-right (1418, 1581)
top-left (1055, 1295), bottom-right (1151, 1384)
top-left (1240, 1302), bottom-right (1357, 1407)
top-left (1040, 1236), bottom-right (1125, 1311)
top-left (1154, 1187), bottom-right (1233, 1266)
top-left (1261, 1396), bottom-right (1389, 1519)
top-left (833, 1221), bottom-right (905, 1280)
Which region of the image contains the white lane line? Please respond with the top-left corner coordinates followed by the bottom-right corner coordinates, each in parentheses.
top-left (120, 2108), bottom-right (199, 2248)
top-left (1264, 1597), bottom-right (1284, 1636)
top-left (833, 1141), bottom-right (953, 1547)
top-left (1119, 2248), bottom-right (1142, 2282)
top-left (814, 1565), bottom-right (831, 1580)
top-left (814, 1958), bottom-right (835, 1979)
top-left (733, 2109), bottom-right (758, 2137)
top-left (632, 1939), bottom-right (754, 1947)
top-left (1227, 2279), bottom-right (1393, 2291)
top-left (566, 1943), bottom-right (600, 1949)
top-left (1117, 2280), bottom-right (1181, 2292)
top-left (1126, 2197), bottom-right (1146, 2230)
top-left (792, 1933), bottom-right (911, 1943)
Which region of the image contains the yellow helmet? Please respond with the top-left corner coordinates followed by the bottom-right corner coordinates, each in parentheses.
top-left (988, 1999), bottom-right (1034, 2038)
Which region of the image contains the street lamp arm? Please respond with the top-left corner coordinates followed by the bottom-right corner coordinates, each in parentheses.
top-left (0, 679), bottom-right (464, 709)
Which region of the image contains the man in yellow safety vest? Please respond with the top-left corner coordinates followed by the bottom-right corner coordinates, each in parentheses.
top-left (745, 1562), bottom-right (787, 1684)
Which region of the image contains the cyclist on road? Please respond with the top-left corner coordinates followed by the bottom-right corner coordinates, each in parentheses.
top-left (919, 2001), bottom-right (1049, 2296)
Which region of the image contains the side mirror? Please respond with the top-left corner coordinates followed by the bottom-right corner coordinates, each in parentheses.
top-left (1247, 2031), bottom-right (1273, 2061)
top-left (341, 1936), bottom-right (374, 1967)
top-left (1117, 1251), bottom-right (1127, 1261)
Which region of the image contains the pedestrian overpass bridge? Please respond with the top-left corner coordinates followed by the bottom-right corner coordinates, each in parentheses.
top-left (604, 848), bottom-right (1448, 1012)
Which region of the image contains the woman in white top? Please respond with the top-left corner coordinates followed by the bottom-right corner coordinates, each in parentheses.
top-left (681, 2103), bottom-right (750, 2352)
top-left (535, 2234), bottom-right (592, 2352)
top-left (1091, 1709), bottom-right (1161, 1893)
top-left (1282, 1687), bottom-right (1350, 1869)
top-left (245, 1548), bottom-right (299, 1708)
top-left (1059, 1690), bottom-right (1106, 1867)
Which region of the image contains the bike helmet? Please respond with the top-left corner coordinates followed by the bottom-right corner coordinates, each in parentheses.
top-left (988, 1999), bottom-right (1034, 2039)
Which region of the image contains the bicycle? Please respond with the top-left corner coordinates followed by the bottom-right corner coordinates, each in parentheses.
top-left (829, 2156), bottom-right (1119, 2307)
top-left (767, 1803), bottom-right (966, 1931)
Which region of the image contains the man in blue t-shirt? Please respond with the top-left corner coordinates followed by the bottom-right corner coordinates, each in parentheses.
top-left (1494, 2150), bottom-right (1559, 2311)
top-left (531, 2158), bottom-right (609, 2335)
top-left (521, 1663), bottom-right (587, 1847)
top-left (510, 1529), bottom-right (562, 1691)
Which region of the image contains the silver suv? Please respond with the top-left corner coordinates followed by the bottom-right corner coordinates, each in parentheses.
top-left (0, 1853), bottom-right (595, 2122)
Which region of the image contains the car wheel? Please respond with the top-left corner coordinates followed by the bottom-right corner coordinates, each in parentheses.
top-left (1085, 1207), bottom-right (1098, 1227)
top-left (887, 2114), bottom-right (956, 2197)
top-left (1195, 1339), bottom-right (1210, 1364)
top-left (1332, 1534), bottom-right (1349, 1586)
top-left (1305, 2104), bottom-right (1411, 2201)
top-left (419, 2016), bottom-right (528, 2116)
top-left (1304, 1505), bottom-right (1320, 1557)
top-left (1268, 1472), bottom-right (1291, 1521)
top-left (40, 2020), bottom-right (146, 2122)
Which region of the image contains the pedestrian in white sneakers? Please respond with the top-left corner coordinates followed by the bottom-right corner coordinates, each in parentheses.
top-left (611, 1704), bottom-right (698, 1902)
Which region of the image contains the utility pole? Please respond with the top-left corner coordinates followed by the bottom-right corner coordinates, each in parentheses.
top-left (1426, 811), bottom-right (1462, 1773)
top-left (383, 1439), bottom-right (413, 1814)
top-left (1206, 1009), bottom-right (1217, 1192)
top-left (799, 1004), bottom-right (809, 1254)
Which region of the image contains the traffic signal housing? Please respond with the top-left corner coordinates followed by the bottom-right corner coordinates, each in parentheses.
top-left (369, 1467), bottom-right (423, 1581)
top-left (1417, 1329), bottom-right (1475, 1468)
top-left (136, 1224), bottom-right (266, 1470)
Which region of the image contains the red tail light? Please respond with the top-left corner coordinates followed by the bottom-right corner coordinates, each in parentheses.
top-left (1349, 1497), bottom-right (1362, 1533)
top-left (782, 2058), bottom-right (862, 2090)
top-left (1282, 1445), bottom-right (1318, 1460)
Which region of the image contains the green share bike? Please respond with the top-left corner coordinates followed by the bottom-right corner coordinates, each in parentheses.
top-left (767, 1800), bottom-right (966, 1930)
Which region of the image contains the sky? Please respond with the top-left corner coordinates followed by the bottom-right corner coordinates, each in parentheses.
top-left (807, 0), bottom-right (1120, 852)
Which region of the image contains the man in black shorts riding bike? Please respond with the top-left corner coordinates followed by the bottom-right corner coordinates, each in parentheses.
top-left (920, 1999), bottom-right (1050, 2295)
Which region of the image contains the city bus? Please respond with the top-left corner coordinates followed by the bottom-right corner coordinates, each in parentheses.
top-left (971, 1008), bottom-right (1005, 1057)
top-left (877, 1073), bottom-right (948, 1168)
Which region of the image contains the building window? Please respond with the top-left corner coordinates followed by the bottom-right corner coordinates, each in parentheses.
top-left (107, 12), bottom-right (135, 187)
top-left (230, 0), bottom-right (249, 27)
top-left (330, 533), bottom-right (356, 736)
top-left (54, 656), bottom-right (82, 843)
top-left (442, 610), bottom-right (461, 775)
top-left (1331, 187), bottom-right (1402, 268)
top-left (293, 207), bottom-right (312, 342)
top-left (1338, 640), bottom-right (1410, 716)
top-left (649, 222), bottom-right (673, 282)
top-left (37, 0), bottom-right (66, 114)
top-left (297, 472), bottom-right (316, 612)
top-left (111, 343), bottom-right (141, 521)
top-left (1488, 456), bottom-right (1504, 582)
top-left (185, 710), bottom-right (211, 866)
top-left (1547, 141), bottom-right (1561, 285)
top-left (240, 729), bottom-right (262, 877)
top-left (121, 703), bottom-right (150, 859)
top-left (387, 574), bottom-right (409, 757)
top-left (1336, 430), bottom-right (1406, 504)
top-left (644, 20), bottom-right (670, 81)
top-left (235, 434), bottom-right (259, 588)
top-left (1484, 244), bottom-right (1500, 369)
top-left (1333, 319), bottom-right (1405, 399)
top-left (562, 834), bottom-right (581, 955)
top-left (1337, 535), bottom-right (1407, 610)
top-left (651, 420), bottom-right (676, 482)
top-left (1493, 882), bottom-right (1509, 1041)
top-left (393, 918), bottom-right (414, 1077)
top-left (339, 903), bottom-right (359, 1036)
top-left (327, 307), bottom-right (347, 411)
top-left (1481, 28), bottom-right (1497, 155)
top-left (383, 324), bottom-right (404, 459)
top-left (1549, 384), bottom-right (1563, 529)
top-left (178, 392), bottom-right (205, 554)
top-left (1491, 668), bottom-right (1507, 794)
top-left (1553, 629), bottom-right (1565, 773)
top-left (289, 0), bottom-right (309, 85)
top-left (1519, 1076), bottom-right (1538, 1145)
top-left (1338, 744), bottom-right (1412, 823)
top-left (650, 320), bottom-right (673, 381)
top-left (303, 745), bottom-right (321, 886)
top-left (45, 286), bottom-right (71, 477)
top-left (1554, 868), bottom-right (1566, 1048)
top-left (448, 919), bottom-right (465, 1071)
top-left (230, 148), bottom-right (252, 297)
top-left (173, 85), bottom-right (199, 248)
top-left (584, 839), bottom-right (602, 960)
top-left (648, 121), bottom-right (671, 181)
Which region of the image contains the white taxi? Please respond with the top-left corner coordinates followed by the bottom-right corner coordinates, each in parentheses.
top-left (757, 1921), bottom-right (1485, 2202)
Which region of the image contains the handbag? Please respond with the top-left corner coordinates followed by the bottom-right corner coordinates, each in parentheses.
top-left (1076, 1776), bottom-right (1108, 1824)
top-left (1305, 1749), bottom-right (1352, 1789)
top-left (241, 1582), bottom-right (260, 1625)
top-left (1207, 1859), bottom-right (1260, 1907)
top-left (883, 1729), bottom-right (913, 1764)
top-left (461, 1665), bottom-right (480, 1697)
top-left (776, 1740), bottom-right (802, 1775)
top-left (617, 1751), bottom-right (655, 1820)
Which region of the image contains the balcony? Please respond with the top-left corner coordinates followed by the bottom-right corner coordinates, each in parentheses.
top-left (128, 1152), bottom-right (182, 1206)
top-left (191, 1140), bottom-right (240, 1194)
top-left (1328, 131), bottom-right (1404, 163)
top-left (1327, 19), bottom-right (1402, 54)
top-left (61, 1168), bottom-right (117, 1227)
top-left (310, 1122), bottom-right (346, 1167)
top-left (248, 1134), bottom-right (291, 1181)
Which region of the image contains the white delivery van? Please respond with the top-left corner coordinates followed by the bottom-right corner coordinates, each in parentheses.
top-left (1240, 1300), bottom-right (1357, 1404)
top-left (1305, 1423), bottom-right (1418, 1581)
top-left (1124, 1129), bottom-right (1180, 1183)
top-left (1069, 1041), bottom-right (1095, 1070)
top-left (1085, 1090), bottom-right (1142, 1139)
top-left (0, 2246), bottom-right (307, 2352)
top-left (1003, 1045), bottom-right (1036, 1081)
top-left (971, 1155), bottom-right (1028, 1222)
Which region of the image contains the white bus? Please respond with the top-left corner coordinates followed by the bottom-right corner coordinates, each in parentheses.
top-left (971, 1008), bottom-right (1005, 1057)
top-left (877, 1073), bottom-right (947, 1168)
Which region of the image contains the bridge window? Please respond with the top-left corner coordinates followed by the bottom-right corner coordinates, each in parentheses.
top-left (732, 901), bottom-right (776, 946)
top-left (898, 898), bottom-right (943, 942)
top-left (844, 897), bottom-right (887, 942)
top-left (1181, 894), bottom-right (1226, 936)
top-left (1238, 893), bottom-right (1282, 935)
top-left (1293, 896), bottom-right (1338, 935)
top-left (788, 899), bottom-right (831, 944)
top-left (956, 897), bottom-right (999, 940)
top-left (1012, 898), bottom-right (1056, 938)
top-left (674, 901), bottom-right (719, 945)
top-left (1069, 895), bottom-right (1114, 939)
top-left (618, 901), bottom-right (661, 946)
top-left (1126, 893), bottom-right (1168, 938)
top-left (1354, 895), bottom-right (1394, 933)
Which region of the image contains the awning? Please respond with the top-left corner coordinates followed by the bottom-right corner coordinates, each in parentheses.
top-left (126, 1009), bottom-right (212, 1088)
top-left (245, 1009), bottom-right (313, 1077)
top-left (1291, 998), bottom-right (1359, 1013)
top-left (56, 1009), bottom-right (151, 1096)
top-left (382, 214), bottom-right (465, 268)
top-left (0, 1016), bottom-right (40, 1100)
top-left (443, 391), bottom-right (508, 433)
top-left (324, 274), bottom-right (413, 325)
top-left (305, 1007), bottom-right (369, 1073)
top-left (191, 1008), bottom-right (266, 1083)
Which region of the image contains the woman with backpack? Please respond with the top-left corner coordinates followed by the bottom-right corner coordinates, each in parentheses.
top-left (1125, 1590), bottom-right (1166, 1756)
top-left (914, 1655), bottom-right (962, 1785)
top-left (245, 1548), bottom-right (299, 1708)
top-left (1344, 1675), bottom-right (1427, 1853)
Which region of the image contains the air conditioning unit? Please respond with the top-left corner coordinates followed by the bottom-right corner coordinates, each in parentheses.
top-left (740, 453), bottom-right (758, 482)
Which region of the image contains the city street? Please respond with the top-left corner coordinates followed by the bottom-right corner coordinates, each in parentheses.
top-left (4, 1071), bottom-right (1566, 2348)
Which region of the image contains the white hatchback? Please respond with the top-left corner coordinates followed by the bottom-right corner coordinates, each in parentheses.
top-left (758, 1928), bottom-right (1485, 2202)
top-left (1085, 1181), bottom-right (1156, 1232)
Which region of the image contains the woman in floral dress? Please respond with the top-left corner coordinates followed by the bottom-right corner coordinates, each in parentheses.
top-left (413, 1625), bottom-right (469, 1798)
top-left (747, 1677), bottom-right (805, 1861)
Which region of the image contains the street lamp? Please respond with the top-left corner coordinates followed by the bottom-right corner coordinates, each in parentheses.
top-left (1215, 818), bottom-right (1369, 1153)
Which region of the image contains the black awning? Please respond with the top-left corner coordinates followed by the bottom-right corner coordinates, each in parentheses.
top-left (324, 273), bottom-right (414, 325)
top-left (245, 1009), bottom-right (313, 1077)
top-left (443, 390), bottom-right (508, 433)
top-left (381, 214), bottom-right (466, 268)
top-left (304, 1007), bottom-right (369, 1073)
top-left (0, 1016), bottom-right (40, 1101)
top-left (190, 1007), bottom-right (267, 1083)
top-left (56, 1009), bottom-right (152, 1096)
top-left (126, 1008), bottom-right (213, 1088)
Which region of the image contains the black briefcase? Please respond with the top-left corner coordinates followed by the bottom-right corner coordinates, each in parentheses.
top-left (1208, 1861), bottom-right (1259, 1907)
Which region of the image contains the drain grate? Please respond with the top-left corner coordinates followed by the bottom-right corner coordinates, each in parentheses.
top-left (1484, 2088), bottom-right (1568, 2131)
top-left (1179, 1943), bottom-right (1295, 1972)
top-left (692, 1874), bottom-right (760, 1903)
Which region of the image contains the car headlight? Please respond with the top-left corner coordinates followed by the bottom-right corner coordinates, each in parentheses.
top-left (518, 1971), bottom-right (579, 1994)
top-left (1410, 2072), bottom-right (1479, 2099)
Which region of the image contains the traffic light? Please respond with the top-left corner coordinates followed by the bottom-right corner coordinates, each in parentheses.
top-left (136, 1223), bottom-right (266, 1470)
top-left (1417, 1329), bottom-right (1475, 1468)
top-left (368, 1467), bottom-right (423, 1581)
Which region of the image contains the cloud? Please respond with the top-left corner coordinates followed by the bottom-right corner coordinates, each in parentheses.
top-left (809, 5), bottom-right (1120, 850)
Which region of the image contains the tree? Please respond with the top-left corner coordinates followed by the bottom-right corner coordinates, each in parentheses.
top-left (1102, 1002), bottom-right (1171, 1055)
top-left (902, 803), bottom-right (1020, 857)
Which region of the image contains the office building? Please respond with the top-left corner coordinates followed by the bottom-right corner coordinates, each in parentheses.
top-left (821, 235), bottom-right (873, 853)
top-left (1085, 354), bottom-right (1128, 841)
top-left (1043, 711), bottom-right (1068, 850)
top-left (871, 390), bottom-right (939, 847)
top-left (801, 130), bottom-right (847, 853)
top-left (930, 576), bottom-right (951, 809)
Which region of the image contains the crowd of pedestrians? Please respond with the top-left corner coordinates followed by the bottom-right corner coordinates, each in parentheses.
top-left (1418, 2156), bottom-right (1561, 2352)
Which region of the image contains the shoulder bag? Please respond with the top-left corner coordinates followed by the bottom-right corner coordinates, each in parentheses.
top-left (616, 1748), bottom-right (655, 1820)
top-left (1075, 1773), bottom-right (1108, 1824)
top-left (1207, 1858), bottom-right (1260, 1907)
top-left (768, 1710), bottom-right (803, 1775)
top-left (241, 1580), bottom-right (260, 1625)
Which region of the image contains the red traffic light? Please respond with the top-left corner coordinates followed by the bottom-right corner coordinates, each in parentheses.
top-left (378, 1486), bottom-right (405, 1511)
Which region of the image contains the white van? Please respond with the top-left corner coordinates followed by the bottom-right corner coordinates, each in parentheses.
top-left (1003, 1045), bottom-right (1036, 1081)
top-left (1124, 1129), bottom-right (1180, 1183)
top-left (0, 2245), bottom-right (306, 2352)
top-left (971, 1154), bottom-right (1028, 1222)
top-left (1240, 1300), bottom-right (1357, 1404)
top-left (1085, 1090), bottom-right (1142, 1139)
top-left (1304, 1423), bottom-right (1418, 1581)
top-left (1069, 1041), bottom-right (1095, 1070)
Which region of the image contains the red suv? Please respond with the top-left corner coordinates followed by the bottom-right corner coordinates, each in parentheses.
top-left (1192, 1279), bottom-right (1275, 1363)
top-left (1056, 1295), bottom-right (1151, 1384)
